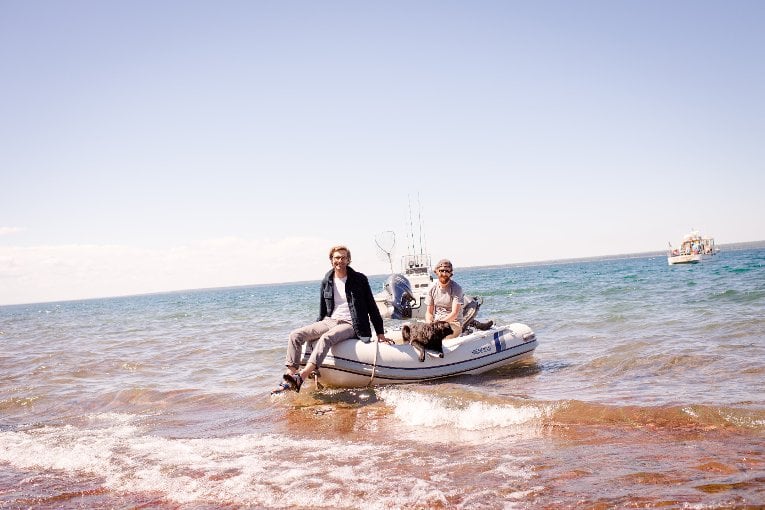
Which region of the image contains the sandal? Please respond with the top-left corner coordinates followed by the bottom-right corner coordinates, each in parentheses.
top-left (282, 372), bottom-right (304, 393)
top-left (271, 382), bottom-right (291, 395)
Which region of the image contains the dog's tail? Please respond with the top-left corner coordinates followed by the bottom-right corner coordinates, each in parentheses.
top-left (401, 324), bottom-right (411, 342)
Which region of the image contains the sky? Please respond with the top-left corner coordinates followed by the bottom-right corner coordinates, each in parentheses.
top-left (1, 0), bottom-right (764, 306)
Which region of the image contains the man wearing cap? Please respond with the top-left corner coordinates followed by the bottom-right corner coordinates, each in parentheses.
top-left (425, 259), bottom-right (464, 324)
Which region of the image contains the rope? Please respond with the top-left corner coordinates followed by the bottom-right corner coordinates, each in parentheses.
top-left (368, 338), bottom-right (380, 387)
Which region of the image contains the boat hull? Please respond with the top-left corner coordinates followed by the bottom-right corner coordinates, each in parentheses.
top-left (668, 254), bottom-right (701, 265)
top-left (301, 323), bottom-right (537, 388)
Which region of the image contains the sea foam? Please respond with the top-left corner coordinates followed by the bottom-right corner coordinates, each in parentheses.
top-left (378, 387), bottom-right (550, 430)
top-left (0, 412), bottom-right (476, 509)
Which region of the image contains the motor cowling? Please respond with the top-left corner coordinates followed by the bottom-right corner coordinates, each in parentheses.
top-left (382, 273), bottom-right (416, 319)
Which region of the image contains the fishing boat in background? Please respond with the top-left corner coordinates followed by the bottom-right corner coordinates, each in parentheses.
top-left (372, 202), bottom-right (491, 321)
top-left (372, 234), bottom-right (482, 321)
top-left (372, 209), bottom-right (434, 320)
top-left (667, 229), bottom-right (717, 265)
top-left (374, 251), bottom-right (432, 320)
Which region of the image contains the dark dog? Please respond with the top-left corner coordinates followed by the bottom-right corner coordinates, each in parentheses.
top-left (402, 321), bottom-right (456, 362)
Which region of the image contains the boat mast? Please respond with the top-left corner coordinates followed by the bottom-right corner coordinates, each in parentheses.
top-left (407, 196), bottom-right (416, 257)
top-left (402, 194), bottom-right (432, 273)
top-left (417, 192), bottom-right (428, 257)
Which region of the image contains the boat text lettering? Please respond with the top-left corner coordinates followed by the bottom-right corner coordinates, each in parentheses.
top-left (472, 344), bottom-right (493, 355)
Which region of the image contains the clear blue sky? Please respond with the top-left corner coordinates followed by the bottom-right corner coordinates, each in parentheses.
top-left (2, 0), bottom-right (764, 305)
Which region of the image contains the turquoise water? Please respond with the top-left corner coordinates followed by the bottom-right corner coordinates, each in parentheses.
top-left (1, 248), bottom-right (764, 508)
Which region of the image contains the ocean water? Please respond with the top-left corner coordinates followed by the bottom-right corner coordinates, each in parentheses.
top-left (1, 248), bottom-right (764, 508)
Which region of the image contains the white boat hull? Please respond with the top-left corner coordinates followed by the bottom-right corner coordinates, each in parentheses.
top-left (667, 230), bottom-right (716, 265)
top-left (668, 253), bottom-right (701, 265)
top-left (301, 323), bottom-right (537, 388)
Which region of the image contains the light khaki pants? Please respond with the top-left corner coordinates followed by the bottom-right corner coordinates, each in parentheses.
top-left (285, 317), bottom-right (356, 370)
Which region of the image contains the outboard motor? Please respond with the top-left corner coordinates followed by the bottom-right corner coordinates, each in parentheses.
top-left (382, 273), bottom-right (417, 319)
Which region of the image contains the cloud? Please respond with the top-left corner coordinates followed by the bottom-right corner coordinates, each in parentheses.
top-left (0, 227), bottom-right (25, 236)
top-left (0, 236), bottom-right (338, 305)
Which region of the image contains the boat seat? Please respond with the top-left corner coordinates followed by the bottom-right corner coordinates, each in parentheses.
top-left (462, 297), bottom-right (481, 328)
top-left (461, 296), bottom-right (493, 333)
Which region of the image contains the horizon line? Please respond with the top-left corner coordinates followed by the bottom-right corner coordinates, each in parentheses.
top-left (3, 239), bottom-right (764, 308)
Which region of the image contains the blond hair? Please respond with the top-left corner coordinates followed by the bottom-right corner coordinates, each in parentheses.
top-left (328, 245), bottom-right (351, 264)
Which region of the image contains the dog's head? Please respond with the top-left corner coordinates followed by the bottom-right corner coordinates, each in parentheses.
top-left (429, 320), bottom-right (455, 341)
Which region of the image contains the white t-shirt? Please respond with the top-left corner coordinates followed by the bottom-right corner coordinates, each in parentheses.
top-left (330, 276), bottom-right (352, 322)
